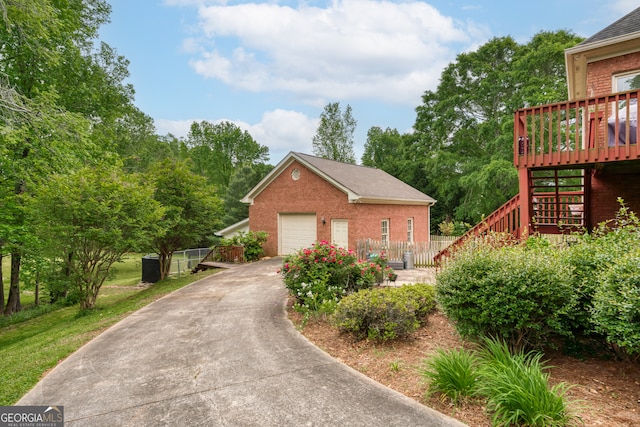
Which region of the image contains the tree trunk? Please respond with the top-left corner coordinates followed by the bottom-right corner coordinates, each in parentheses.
top-left (35, 272), bottom-right (40, 306)
top-left (159, 251), bottom-right (173, 280)
top-left (4, 252), bottom-right (22, 315)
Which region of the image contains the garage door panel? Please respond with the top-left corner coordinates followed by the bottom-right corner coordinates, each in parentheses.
top-left (280, 214), bottom-right (317, 255)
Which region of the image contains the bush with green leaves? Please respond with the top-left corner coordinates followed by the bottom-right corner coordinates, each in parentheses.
top-left (560, 200), bottom-right (640, 337)
top-left (280, 241), bottom-right (376, 313)
top-left (220, 230), bottom-right (268, 262)
top-left (421, 347), bottom-right (481, 404)
top-left (477, 338), bottom-right (575, 427)
top-left (333, 284), bottom-right (436, 341)
top-left (561, 199), bottom-right (640, 348)
top-left (436, 235), bottom-right (575, 349)
top-left (591, 247), bottom-right (640, 360)
top-left (393, 283), bottom-right (436, 319)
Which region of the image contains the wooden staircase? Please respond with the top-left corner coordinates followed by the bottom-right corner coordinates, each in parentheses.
top-left (433, 194), bottom-right (521, 264)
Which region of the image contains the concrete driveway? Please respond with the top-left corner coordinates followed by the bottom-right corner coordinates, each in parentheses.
top-left (18, 258), bottom-right (465, 426)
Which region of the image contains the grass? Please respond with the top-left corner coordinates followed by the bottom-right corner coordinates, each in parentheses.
top-left (0, 255), bottom-right (219, 405)
top-left (478, 338), bottom-right (576, 427)
top-left (421, 347), bottom-right (481, 404)
top-left (421, 338), bottom-right (578, 426)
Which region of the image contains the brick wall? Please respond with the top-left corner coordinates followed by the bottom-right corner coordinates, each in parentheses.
top-left (249, 160), bottom-right (431, 256)
top-left (589, 171), bottom-right (640, 227)
top-left (587, 52), bottom-right (640, 96)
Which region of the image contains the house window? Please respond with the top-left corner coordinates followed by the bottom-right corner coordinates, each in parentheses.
top-left (381, 219), bottom-right (389, 244)
top-left (407, 218), bottom-right (414, 243)
top-left (613, 70), bottom-right (640, 92)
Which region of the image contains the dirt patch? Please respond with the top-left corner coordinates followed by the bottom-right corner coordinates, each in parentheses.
top-left (288, 308), bottom-right (640, 426)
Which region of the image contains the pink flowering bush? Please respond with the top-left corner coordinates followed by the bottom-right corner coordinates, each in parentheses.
top-left (280, 241), bottom-right (380, 313)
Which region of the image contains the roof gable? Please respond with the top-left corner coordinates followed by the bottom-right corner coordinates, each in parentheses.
top-left (241, 152), bottom-right (435, 206)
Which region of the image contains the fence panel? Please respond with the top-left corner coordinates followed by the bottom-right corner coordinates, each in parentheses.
top-left (161, 248), bottom-right (211, 277)
top-left (356, 237), bottom-right (456, 267)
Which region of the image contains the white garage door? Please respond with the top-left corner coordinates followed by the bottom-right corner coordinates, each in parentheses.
top-left (279, 214), bottom-right (317, 255)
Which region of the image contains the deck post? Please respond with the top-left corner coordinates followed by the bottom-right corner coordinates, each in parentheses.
top-left (518, 167), bottom-right (531, 239)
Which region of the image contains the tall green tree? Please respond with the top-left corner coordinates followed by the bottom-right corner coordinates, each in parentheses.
top-left (29, 166), bottom-right (164, 310)
top-left (187, 121), bottom-right (269, 192)
top-left (410, 31), bottom-right (583, 228)
top-left (361, 126), bottom-right (402, 170)
top-left (0, 0), bottom-right (139, 313)
top-left (312, 102), bottom-right (357, 163)
top-left (149, 159), bottom-right (223, 280)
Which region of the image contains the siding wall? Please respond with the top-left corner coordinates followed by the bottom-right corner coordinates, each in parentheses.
top-left (248, 160), bottom-right (431, 256)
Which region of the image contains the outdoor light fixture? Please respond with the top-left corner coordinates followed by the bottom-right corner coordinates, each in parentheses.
top-left (321, 217), bottom-right (326, 225)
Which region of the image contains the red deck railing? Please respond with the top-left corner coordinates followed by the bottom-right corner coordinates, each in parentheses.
top-left (514, 89), bottom-right (639, 169)
top-left (432, 190), bottom-right (587, 264)
top-left (433, 194), bottom-right (521, 264)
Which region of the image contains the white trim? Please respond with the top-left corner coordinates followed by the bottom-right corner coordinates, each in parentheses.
top-left (613, 69), bottom-right (640, 92)
top-left (214, 218), bottom-right (249, 237)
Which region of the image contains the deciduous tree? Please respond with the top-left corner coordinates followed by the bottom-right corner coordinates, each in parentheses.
top-left (312, 102), bottom-right (356, 163)
top-left (410, 31), bottom-right (583, 227)
top-left (149, 159), bottom-right (223, 279)
top-left (30, 166), bottom-right (164, 310)
top-left (186, 121), bottom-right (269, 191)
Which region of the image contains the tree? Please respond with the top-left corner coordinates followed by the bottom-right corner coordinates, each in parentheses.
top-left (222, 163), bottom-right (273, 228)
top-left (312, 102), bottom-right (357, 163)
top-left (0, 0), bottom-right (141, 314)
top-left (29, 166), bottom-right (164, 310)
top-left (149, 159), bottom-right (223, 279)
top-left (361, 126), bottom-right (403, 170)
top-left (186, 121), bottom-right (269, 191)
top-left (410, 31), bottom-right (583, 227)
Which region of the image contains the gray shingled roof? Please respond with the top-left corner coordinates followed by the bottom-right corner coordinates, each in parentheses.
top-left (293, 152), bottom-right (435, 204)
top-left (579, 6), bottom-right (640, 45)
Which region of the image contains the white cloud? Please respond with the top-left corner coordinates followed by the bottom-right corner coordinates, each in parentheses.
top-left (154, 109), bottom-right (317, 163)
top-left (246, 109), bottom-right (318, 161)
top-left (185, 0), bottom-right (483, 106)
top-left (154, 118), bottom-right (195, 137)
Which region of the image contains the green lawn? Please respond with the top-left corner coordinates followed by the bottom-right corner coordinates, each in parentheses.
top-left (0, 254), bottom-right (219, 405)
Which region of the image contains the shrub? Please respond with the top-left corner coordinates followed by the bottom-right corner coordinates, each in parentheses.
top-left (280, 241), bottom-right (377, 313)
top-left (478, 338), bottom-right (575, 427)
top-left (560, 200), bottom-right (640, 339)
top-left (591, 248), bottom-right (640, 360)
top-left (333, 284), bottom-right (436, 341)
top-left (421, 348), bottom-right (481, 404)
top-left (220, 231), bottom-right (268, 262)
top-left (436, 236), bottom-right (574, 349)
top-left (393, 283), bottom-right (437, 319)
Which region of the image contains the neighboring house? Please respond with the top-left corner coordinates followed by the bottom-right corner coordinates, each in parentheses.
top-left (214, 218), bottom-right (249, 240)
top-left (240, 152), bottom-right (436, 256)
top-left (436, 6), bottom-right (640, 261)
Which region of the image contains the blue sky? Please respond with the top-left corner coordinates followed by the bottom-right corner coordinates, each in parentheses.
top-left (100, 0), bottom-right (638, 163)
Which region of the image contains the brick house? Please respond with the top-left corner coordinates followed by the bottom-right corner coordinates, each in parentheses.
top-left (240, 152), bottom-right (435, 256)
top-left (436, 7), bottom-right (640, 261)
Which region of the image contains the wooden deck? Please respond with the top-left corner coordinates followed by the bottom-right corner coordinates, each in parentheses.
top-left (514, 89), bottom-right (639, 169)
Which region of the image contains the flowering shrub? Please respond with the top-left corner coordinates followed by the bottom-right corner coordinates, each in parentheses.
top-left (280, 241), bottom-right (379, 313)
